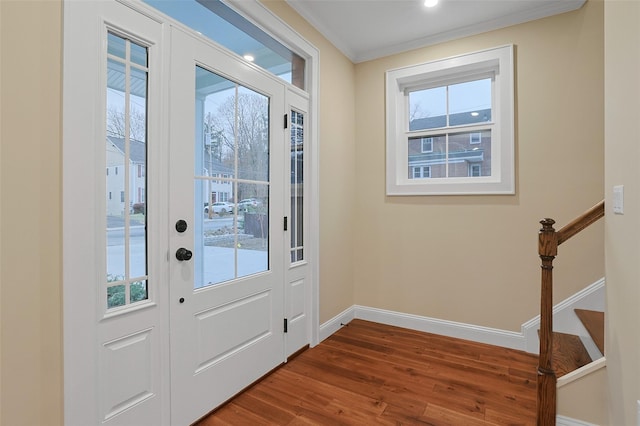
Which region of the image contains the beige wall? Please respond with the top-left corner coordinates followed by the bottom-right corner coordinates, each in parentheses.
top-left (0, 1), bottom-right (63, 425)
top-left (262, 0), bottom-right (357, 323)
top-left (604, 0), bottom-right (640, 424)
top-left (558, 367), bottom-right (608, 424)
top-left (0, 0), bottom-right (621, 424)
top-left (353, 1), bottom-right (604, 331)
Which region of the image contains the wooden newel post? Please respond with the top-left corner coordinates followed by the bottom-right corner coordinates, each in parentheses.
top-left (537, 218), bottom-right (558, 426)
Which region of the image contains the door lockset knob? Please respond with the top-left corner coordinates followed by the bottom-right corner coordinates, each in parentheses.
top-left (175, 219), bottom-right (188, 233)
top-left (175, 247), bottom-right (193, 261)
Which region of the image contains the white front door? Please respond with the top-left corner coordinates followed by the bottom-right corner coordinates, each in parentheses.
top-left (64, 2), bottom-right (314, 425)
top-left (168, 27), bottom-right (286, 425)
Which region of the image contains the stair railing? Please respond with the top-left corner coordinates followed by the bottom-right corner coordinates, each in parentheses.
top-left (537, 200), bottom-right (604, 425)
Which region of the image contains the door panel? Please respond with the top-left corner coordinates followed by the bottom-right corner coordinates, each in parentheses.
top-left (285, 90), bottom-right (311, 358)
top-left (63, 1), bottom-right (168, 425)
top-left (169, 27), bottom-right (285, 426)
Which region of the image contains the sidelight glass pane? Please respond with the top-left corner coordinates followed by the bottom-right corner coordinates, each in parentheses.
top-left (107, 33), bottom-right (126, 59)
top-left (106, 32), bottom-right (149, 308)
top-left (106, 59), bottom-right (126, 282)
top-left (130, 42), bottom-right (148, 67)
top-left (290, 109), bottom-right (304, 263)
top-left (195, 66), bottom-right (270, 288)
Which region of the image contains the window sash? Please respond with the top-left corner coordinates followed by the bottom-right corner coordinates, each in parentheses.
top-left (386, 45), bottom-right (514, 196)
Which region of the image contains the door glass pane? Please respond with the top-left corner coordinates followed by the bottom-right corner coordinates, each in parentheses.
top-left (106, 32), bottom-right (149, 308)
top-left (195, 66), bottom-right (270, 289)
top-left (290, 109), bottom-right (304, 263)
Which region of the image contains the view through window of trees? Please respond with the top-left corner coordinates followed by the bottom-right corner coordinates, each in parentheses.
top-left (194, 66), bottom-right (270, 287)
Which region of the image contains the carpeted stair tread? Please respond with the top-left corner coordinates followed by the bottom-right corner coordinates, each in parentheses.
top-left (575, 309), bottom-right (604, 355)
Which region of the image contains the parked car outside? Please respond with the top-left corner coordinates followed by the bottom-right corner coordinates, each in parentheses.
top-left (204, 201), bottom-right (234, 214)
top-left (237, 198), bottom-right (260, 212)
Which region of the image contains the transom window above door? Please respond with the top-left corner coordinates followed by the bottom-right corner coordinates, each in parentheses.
top-left (144, 0), bottom-right (305, 89)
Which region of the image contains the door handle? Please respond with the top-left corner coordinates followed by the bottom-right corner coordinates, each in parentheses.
top-left (175, 247), bottom-right (193, 261)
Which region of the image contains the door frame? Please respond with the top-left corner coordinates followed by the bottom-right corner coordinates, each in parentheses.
top-left (62, 1), bottom-right (319, 424)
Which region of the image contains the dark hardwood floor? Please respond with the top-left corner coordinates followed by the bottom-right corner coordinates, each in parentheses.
top-left (196, 319), bottom-right (539, 425)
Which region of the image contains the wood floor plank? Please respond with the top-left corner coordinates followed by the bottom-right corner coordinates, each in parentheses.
top-left (197, 319), bottom-right (538, 425)
top-left (423, 403), bottom-right (491, 426)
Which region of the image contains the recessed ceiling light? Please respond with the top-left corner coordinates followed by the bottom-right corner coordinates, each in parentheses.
top-left (424, 0), bottom-right (438, 8)
top-left (471, 111), bottom-right (479, 116)
top-left (243, 54), bottom-right (255, 62)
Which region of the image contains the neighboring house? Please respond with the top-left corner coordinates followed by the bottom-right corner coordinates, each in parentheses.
top-left (106, 136), bottom-right (146, 216)
top-left (408, 108), bottom-right (492, 179)
top-left (202, 156), bottom-right (234, 203)
top-left (107, 137), bottom-right (234, 212)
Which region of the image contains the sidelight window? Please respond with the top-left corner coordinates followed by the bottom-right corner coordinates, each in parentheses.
top-left (105, 32), bottom-right (149, 309)
top-left (290, 109), bottom-right (304, 263)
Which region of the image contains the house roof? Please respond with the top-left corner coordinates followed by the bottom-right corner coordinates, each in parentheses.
top-left (204, 157), bottom-right (234, 176)
top-left (108, 136), bottom-right (236, 176)
top-left (409, 108), bottom-right (492, 131)
top-left (107, 136), bottom-right (146, 163)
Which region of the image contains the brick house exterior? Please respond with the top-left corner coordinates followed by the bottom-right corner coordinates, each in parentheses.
top-left (408, 108), bottom-right (492, 179)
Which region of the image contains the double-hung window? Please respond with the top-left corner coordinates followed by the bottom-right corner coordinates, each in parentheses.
top-left (386, 45), bottom-right (514, 195)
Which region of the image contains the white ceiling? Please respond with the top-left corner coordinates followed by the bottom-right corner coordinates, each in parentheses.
top-left (285, 0), bottom-right (586, 63)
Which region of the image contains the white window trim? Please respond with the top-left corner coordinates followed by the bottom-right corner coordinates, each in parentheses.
top-left (386, 45), bottom-right (514, 196)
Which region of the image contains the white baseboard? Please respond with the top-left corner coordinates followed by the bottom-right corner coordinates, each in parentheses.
top-left (318, 277), bottom-right (605, 356)
top-left (557, 415), bottom-right (598, 426)
top-left (353, 305), bottom-right (526, 350)
top-left (318, 305), bottom-right (355, 342)
top-left (522, 278), bottom-right (605, 354)
top-left (319, 304), bottom-right (525, 349)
